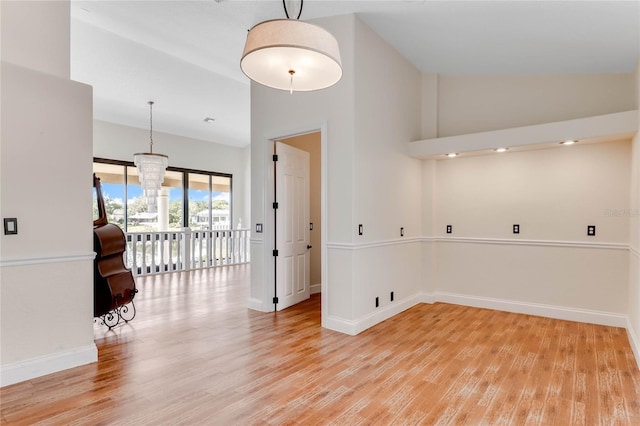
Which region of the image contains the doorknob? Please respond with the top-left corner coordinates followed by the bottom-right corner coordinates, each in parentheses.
top-left (307, 245), bottom-right (312, 249)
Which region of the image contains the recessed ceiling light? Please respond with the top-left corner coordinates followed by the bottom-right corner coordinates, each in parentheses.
top-left (446, 153), bottom-right (458, 158)
top-left (204, 117), bottom-right (216, 123)
top-left (560, 139), bottom-right (577, 145)
top-left (494, 147), bottom-right (508, 153)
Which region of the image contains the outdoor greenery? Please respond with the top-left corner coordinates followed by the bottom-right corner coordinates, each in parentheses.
top-left (168, 200), bottom-right (182, 228)
top-left (93, 193), bottom-right (230, 232)
top-left (188, 199), bottom-right (229, 229)
top-left (92, 194), bottom-right (124, 225)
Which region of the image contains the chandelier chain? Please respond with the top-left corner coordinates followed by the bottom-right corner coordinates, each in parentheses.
top-left (282, 0), bottom-right (303, 20)
top-left (148, 100), bottom-right (154, 153)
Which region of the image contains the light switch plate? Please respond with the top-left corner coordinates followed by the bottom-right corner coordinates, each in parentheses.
top-left (4, 218), bottom-right (17, 235)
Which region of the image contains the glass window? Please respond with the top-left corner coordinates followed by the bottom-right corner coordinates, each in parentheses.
top-left (126, 166), bottom-right (155, 232)
top-left (212, 175), bottom-right (231, 229)
top-left (162, 170), bottom-right (183, 230)
top-left (186, 173), bottom-right (232, 230)
top-left (126, 168), bottom-right (184, 232)
top-left (188, 173), bottom-right (211, 230)
top-left (93, 163), bottom-right (126, 229)
top-left (93, 159), bottom-right (230, 231)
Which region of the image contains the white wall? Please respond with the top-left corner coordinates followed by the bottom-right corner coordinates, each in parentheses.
top-left (93, 120), bottom-right (249, 229)
top-left (417, 68), bottom-right (638, 333)
top-left (350, 17), bottom-right (422, 322)
top-left (242, 145), bottom-right (251, 230)
top-left (429, 140), bottom-right (631, 323)
top-left (628, 61), bottom-right (640, 366)
top-left (0, 1), bottom-right (96, 386)
top-left (1, 0), bottom-right (70, 79)
top-left (436, 74), bottom-right (636, 137)
top-left (629, 132), bottom-right (640, 354)
top-left (421, 74), bottom-right (438, 139)
top-left (434, 141), bottom-right (630, 242)
top-left (249, 15), bottom-right (423, 334)
top-left (249, 14), bottom-right (356, 319)
top-left (421, 160), bottom-right (437, 295)
top-left (353, 18), bottom-right (422, 243)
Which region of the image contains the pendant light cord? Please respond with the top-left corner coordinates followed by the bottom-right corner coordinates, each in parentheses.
top-left (148, 101), bottom-right (154, 153)
top-left (282, 0), bottom-right (303, 20)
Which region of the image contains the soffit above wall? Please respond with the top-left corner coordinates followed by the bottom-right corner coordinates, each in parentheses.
top-left (409, 110), bottom-right (638, 160)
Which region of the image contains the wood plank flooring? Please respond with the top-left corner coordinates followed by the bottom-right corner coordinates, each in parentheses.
top-left (2, 265), bottom-right (640, 425)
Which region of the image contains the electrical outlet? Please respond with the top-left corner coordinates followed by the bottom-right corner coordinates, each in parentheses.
top-left (358, 224), bottom-right (363, 236)
top-left (375, 297), bottom-right (379, 308)
top-left (255, 223), bottom-right (263, 233)
top-left (309, 222), bottom-right (313, 231)
top-left (513, 224), bottom-right (520, 234)
top-left (446, 225), bottom-right (452, 234)
top-left (390, 291), bottom-right (394, 302)
top-left (587, 225), bottom-right (596, 236)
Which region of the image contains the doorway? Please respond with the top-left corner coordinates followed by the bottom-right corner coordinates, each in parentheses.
top-left (274, 131), bottom-right (322, 311)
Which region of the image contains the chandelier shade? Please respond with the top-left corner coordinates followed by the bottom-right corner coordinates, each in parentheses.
top-left (133, 152), bottom-right (169, 202)
top-left (241, 19), bottom-right (342, 92)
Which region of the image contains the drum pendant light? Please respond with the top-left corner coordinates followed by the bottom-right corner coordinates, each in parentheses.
top-left (240, 0), bottom-right (342, 92)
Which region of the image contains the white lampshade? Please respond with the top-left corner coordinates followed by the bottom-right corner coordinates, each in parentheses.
top-left (133, 152), bottom-right (168, 211)
top-left (241, 19), bottom-right (342, 92)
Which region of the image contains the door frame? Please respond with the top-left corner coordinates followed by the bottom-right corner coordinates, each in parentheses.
top-left (262, 124), bottom-right (328, 324)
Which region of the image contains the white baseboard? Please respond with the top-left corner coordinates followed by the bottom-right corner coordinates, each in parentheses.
top-left (247, 297), bottom-right (266, 312)
top-left (626, 318), bottom-right (640, 372)
top-left (1, 344), bottom-right (98, 387)
top-left (324, 315), bottom-right (359, 335)
top-left (320, 289), bottom-right (632, 368)
top-left (325, 294), bottom-right (421, 336)
top-left (310, 284), bottom-right (321, 294)
top-left (419, 292), bottom-right (436, 304)
top-left (434, 291), bottom-right (627, 328)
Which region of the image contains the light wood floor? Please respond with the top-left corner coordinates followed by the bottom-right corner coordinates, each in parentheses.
top-left (2, 265), bottom-right (640, 425)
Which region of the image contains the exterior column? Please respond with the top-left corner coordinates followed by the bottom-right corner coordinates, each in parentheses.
top-left (157, 187), bottom-right (170, 231)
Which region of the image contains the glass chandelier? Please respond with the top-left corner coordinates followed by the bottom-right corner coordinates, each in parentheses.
top-left (133, 101), bottom-right (168, 212)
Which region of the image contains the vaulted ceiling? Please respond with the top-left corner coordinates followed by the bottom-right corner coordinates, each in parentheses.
top-left (70, 1), bottom-right (640, 148)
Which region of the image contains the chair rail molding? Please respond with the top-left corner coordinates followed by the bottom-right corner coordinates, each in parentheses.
top-left (0, 253), bottom-right (95, 267)
top-left (326, 237), bottom-right (423, 251)
top-left (431, 236), bottom-right (629, 251)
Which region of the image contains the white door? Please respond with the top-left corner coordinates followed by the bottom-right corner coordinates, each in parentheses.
top-left (275, 142), bottom-right (310, 310)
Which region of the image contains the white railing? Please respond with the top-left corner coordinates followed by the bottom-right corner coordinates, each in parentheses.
top-left (125, 228), bottom-right (251, 276)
